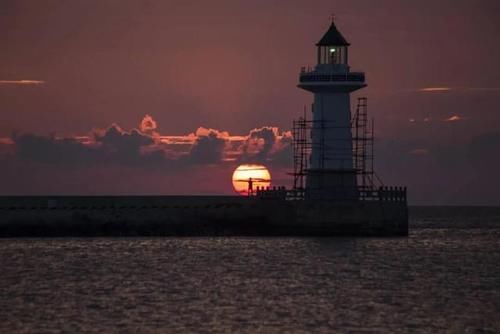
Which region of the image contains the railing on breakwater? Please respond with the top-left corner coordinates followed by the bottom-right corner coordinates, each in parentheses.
top-left (360, 186), bottom-right (407, 202)
top-left (255, 186), bottom-right (407, 203)
top-left (255, 186), bottom-right (288, 200)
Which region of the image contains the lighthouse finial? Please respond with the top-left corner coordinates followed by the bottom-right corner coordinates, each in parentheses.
top-left (330, 14), bottom-right (335, 23)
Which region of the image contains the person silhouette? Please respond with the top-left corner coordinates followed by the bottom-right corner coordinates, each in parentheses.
top-left (248, 177), bottom-right (254, 196)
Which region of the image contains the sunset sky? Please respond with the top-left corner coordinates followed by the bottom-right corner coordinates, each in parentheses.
top-left (1, 0), bottom-right (500, 204)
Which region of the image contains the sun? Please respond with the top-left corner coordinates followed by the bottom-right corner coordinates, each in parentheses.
top-left (232, 164), bottom-right (271, 196)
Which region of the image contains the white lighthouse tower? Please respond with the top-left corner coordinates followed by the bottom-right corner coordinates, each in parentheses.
top-left (298, 19), bottom-right (366, 200)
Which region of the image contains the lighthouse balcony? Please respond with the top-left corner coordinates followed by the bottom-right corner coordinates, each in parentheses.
top-left (299, 67), bottom-right (365, 83)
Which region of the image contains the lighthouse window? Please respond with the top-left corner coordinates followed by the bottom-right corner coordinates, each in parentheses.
top-left (329, 48), bottom-right (338, 64)
top-left (318, 46), bottom-right (348, 65)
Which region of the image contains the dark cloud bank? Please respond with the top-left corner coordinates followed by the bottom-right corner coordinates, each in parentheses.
top-left (1, 116), bottom-right (500, 205)
top-left (9, 125), bottom-right (291, 169)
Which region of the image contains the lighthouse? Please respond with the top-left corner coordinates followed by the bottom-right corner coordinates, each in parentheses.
top-left (298, 19), bottom-right (366, 201)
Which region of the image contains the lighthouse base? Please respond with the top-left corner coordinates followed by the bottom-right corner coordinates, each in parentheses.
top-left (305, 169), bottom-right (359, 201)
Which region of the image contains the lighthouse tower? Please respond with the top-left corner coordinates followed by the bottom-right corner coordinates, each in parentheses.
top-left (298, 20), bottom-right (366, 200)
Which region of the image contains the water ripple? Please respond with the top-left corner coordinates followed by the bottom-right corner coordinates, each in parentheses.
top-left (1, 229), bottom-right (499, 333)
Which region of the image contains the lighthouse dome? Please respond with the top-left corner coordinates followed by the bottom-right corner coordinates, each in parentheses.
top-left (316, 22), bottom-right (350, 46)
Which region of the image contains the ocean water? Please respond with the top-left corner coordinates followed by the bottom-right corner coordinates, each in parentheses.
top-left (1, 207), bottom-right (500, 333)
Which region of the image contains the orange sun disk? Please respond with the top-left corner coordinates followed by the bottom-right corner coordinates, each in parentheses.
top-left (232, 164), bottom-right (271, 196)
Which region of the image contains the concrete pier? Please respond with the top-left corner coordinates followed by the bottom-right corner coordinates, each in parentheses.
top-left (0, 196), bottom-right (408, 237)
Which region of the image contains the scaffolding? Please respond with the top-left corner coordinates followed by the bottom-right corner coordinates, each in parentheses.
top-left (290, 97), bottom-right (387, 201)
top-left (292, 108), bottom-right (310, 193)
top-left (352, 97), bottom-right (383, 189)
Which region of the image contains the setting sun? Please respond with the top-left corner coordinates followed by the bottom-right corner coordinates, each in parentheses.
top-left (232, 164), bottom-right (271, 196)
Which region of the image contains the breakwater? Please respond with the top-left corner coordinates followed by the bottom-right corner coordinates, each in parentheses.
top-left (0, 196), bottom-right (408, 237)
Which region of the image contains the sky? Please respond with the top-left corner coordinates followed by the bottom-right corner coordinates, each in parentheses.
top-left (1, 0), bottom-right (500, 204)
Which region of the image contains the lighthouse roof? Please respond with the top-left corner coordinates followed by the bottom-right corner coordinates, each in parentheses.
top-left (316, 22), bottom-right (350, 46)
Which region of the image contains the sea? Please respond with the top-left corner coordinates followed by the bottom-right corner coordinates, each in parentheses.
top-left (1, 207), bottom-right (499, 333)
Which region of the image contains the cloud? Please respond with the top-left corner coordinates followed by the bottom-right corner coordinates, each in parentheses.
top-left (2, 116), bottom-right (293, 170)
top-left (140, 114), bottom-right (158, 133)
top-left (185, 128), bottom-right (227, 164)
top-left (13, 133), bottom-right (97, 165)
top-left (93, 124), bottom-right (164, 165)
top-left (407, 117), bottom-right (436, 124)
top-left (418, 87), bottom-right (452, 93)
top-left (0, 118), bottom-right (296, 196)
top-left (237, 126), bottom-right (292, 164)
top-left (242, 127), bottom-right (278, 159)
top-left (95, 124), bottom-right (154, 150)
top-left (0, 80), bottom-right (45, 85)
top-left (10, 121), bottom-right (163, 167)
top-left (444, 115), bottom-right (466, 122)
top-left (418, 87), bottom-right (500, 94)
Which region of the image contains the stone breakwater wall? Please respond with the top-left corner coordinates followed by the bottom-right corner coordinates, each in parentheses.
top-left (0, 196), bottom-right (408, 237)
